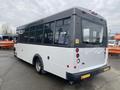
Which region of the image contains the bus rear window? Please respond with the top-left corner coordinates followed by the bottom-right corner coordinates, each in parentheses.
top-left (82, 19), bottom-right (104, 44)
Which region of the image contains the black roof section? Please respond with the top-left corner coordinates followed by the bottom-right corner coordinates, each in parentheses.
top-left (17, 7), bottom-right (105, 29)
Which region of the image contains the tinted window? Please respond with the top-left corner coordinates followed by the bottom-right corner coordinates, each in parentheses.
top-left (18, 29), bottom-right (25, 43)
top-left (28, 27), bottom-right (36, 43)
top-left (22, 28), bottom-right (29, 43)
top-left (36, 25), bottom-right (43, 44)
top-left (54, 18), bottom-right (71, 45)
top-left (18, 25), bottom-right (44, 44)
top-left (17, 17), bottom-right (71, 46)
top-left (82, 19), bottom-right (104, 44)
top-left (18, 28), bottom-right (29, 43)
top-left (44, 22), bottom-right (54, 44)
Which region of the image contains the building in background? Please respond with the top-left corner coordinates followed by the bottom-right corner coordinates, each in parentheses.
top-left (0, 24), bottom-right (16, 35)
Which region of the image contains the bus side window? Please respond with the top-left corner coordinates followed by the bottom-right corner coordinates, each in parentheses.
top-left (29, 27), bottom-right (36, 43)
top-left (19, 34), bottom-right (24, 43)
top-left (54, 19), bottom-right (63, 44)
top-left (17, 29), bottom-right (24, 43)
top-left (36, 25), bottom-right (43, 44)
top-left (23, 28), bottom-right (29, 43)
top-left (54, 18), bottom-right (70, 45)
top-left (44, 22), bottom-right (54, 44)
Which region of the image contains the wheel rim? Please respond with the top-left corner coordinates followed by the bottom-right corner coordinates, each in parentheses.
top-left (36, 60), bottom-right (41, 72)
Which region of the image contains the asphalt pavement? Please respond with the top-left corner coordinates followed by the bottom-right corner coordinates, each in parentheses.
top-left (0, 50), bottom-right (120, 90)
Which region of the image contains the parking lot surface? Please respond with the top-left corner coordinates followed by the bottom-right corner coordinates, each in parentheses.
top-left (0, 50), bottom-right (120, 90)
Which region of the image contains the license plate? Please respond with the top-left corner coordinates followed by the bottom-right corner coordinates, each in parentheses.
top-left (81, 74), bottom-right (91, 80)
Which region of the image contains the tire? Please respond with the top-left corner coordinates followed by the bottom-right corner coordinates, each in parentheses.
top-left (35, 58), bottom-right (44, 74)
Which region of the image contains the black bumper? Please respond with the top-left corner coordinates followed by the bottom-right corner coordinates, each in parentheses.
top-left (66, 65), bottom-right (110, 81)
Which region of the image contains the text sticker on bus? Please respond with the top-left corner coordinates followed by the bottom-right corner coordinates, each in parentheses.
top-left (75, 39), bottom-right (80, 44)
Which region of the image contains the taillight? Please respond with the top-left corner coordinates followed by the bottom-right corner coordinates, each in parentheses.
top-left (76, 48), bottom-right (80, 64)
top-left (76, 53), bottom-right (79, 58)
top-left (76, 48), bottom-right (79, 52)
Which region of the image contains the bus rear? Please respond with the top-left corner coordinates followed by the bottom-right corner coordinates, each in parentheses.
top-left (66, 8), bottom-right (110, 81)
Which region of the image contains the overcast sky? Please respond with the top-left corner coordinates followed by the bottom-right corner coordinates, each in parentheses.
top-left (0, 0), bottom-right (120, 33)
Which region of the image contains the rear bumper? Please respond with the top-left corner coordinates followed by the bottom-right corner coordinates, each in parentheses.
top-left (66, 65), bottom-right (110, 81)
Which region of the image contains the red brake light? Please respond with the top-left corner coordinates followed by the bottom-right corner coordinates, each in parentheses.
top-left (76, 54), bottom-right (79, 58)
top-left (76, 48), bottom-right (79, 52)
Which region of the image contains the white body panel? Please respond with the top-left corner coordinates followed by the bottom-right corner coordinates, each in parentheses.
top-left (73, 48), bottom-right (108, 73)
top-left (15, 43), bottom-right (75, 79)
top-left (15, 43), bottom-right (108, 79)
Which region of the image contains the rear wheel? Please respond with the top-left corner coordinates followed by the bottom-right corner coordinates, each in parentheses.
top-left (35, 58), bottom-right (44, 74)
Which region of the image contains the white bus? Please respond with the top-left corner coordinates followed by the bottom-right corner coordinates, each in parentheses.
top-left (14, 7), bottom-right (110, 84)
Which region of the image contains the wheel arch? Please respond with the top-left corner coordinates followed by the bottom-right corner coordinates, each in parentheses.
top-left (32, 54), bottom-right (44, 67)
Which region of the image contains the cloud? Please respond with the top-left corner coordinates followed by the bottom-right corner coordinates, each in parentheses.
top-left (0, 0), bottom-right (120, 33)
